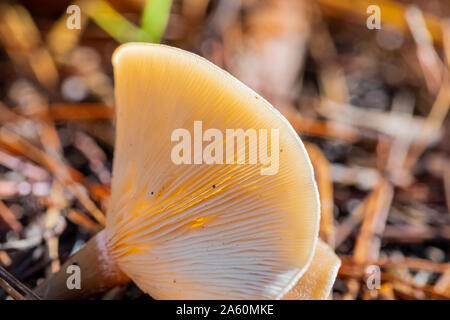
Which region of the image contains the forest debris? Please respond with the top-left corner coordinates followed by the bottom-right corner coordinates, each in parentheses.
top-left (305, 143), bottom-right (335, 247)
top-left (73, 131), bottom-right (111, 185)
top-left (0, 180), bottom-right (21, 198)
top-left (44, 182), bottom-right (67, 273)
top-left (319, 100), bottom-right (431, 141)
top-left (0, 200), bottom-right (22, 232)
top-left (317, 0), bottom-right (444, 44)
top-left (46, 0), bottom-right (88, 58)
top-left (67, 209), bottom-right (101, 233)
top-left (338, 260), bottom-right (450, 299)
top-left (0, 236), bottom-right (42, 251)
top-left (383, 224), bottom-right (450, 242)
top-left (281, 106), bottom-right (360, 142)
top-left (405, 73), bottom-right (450, 171)
top-left (353, 179), bottom-right (394, 264)
top-left (335, 199), bottom-right (366, 248)
top-left (228, 0), bottom-right (310, 105)
top-left (0, 4), bottom-right (58, 89)
top-left (341, 255), bottom-right (450, 273)
top-left (0, 252), bottom-right (11, 267)
top-left (331, 164), bottom-right (380, 190)
top-left (308, 3), bottom-right (349, 104)
top-left (48, 104), bottom-right (113, 121)
top-left (0, 276), bottom-right (24, 300)
top-left (444, 160), bottom-right (450, 214)
top-left (405, 6), bottom-right (444, 94)
top-left (435, 269), bottom-right (450, 297)
top-left (0, 149), bottom-right (49, 181)
top-left (0, 265), bottom-right (40, 300)
top-left (0, 127), bottom-right (106, 225)
top-left (385, 91), bottom-right (416, 186)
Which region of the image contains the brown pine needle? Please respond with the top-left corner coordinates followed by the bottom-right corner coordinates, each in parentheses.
top-left (0, 200), bottom-right (22, 232)
top-left (0, 127), bottom-right (105, 225)
top-left (67, 209), bottom-right (101, 233)
top-left (317, 0), bottom-right (444, 44)
top-left (444, 161), bottom-right (450, 215)
top-left (305, 142), bottom-right (336, 247)
top-left (0, 265), bottom-right (40, 300)
top-left (354, 178), bottom-right (394, 264)
top-left (282, 106), bottom-right (360, 142)
top-left (335, 199), bottom-right (366, 248)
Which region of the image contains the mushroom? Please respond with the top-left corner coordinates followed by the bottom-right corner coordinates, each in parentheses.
top-left (34, 43), bottom-right (339, 300)
top-left (283, 239), bottom-right (340, 300)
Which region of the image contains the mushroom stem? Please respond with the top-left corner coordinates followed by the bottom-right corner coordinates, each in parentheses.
top-left (32, 230), bottom-right (129, 299)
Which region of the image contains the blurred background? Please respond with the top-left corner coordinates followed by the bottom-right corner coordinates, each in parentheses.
top-left (0, 0), bottom-right (449, 300)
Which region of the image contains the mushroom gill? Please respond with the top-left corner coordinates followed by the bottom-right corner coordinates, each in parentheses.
top-left (108, 43), bottom-right (321, 299)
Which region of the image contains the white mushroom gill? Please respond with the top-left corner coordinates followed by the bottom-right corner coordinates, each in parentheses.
top-left (108, 43), bottom-right (321, 299)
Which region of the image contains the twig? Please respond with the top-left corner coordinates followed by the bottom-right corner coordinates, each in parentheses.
top-left (353, 178), bottom-right (394, 263)
top-left (319, 100), bottom-right (428, 141)
top-left (281, 106), bottom-right (360, 142)
top-left (403, 8), bottom-right (450, 169)
top-left (0, 265), bottom-right (40, 300)
top-left (305, 142), bottom-right (335, 247)
top-left (0, 236), bottom-right (42, 250)
top-left (317, 0), bottom-right (444, 44)
top-left (385, 91), bottom-right (416, 186)
top-left (340, 256), bottom-right (450, 274)
top-left (405, 5), bottom-right (443, 94)
top-left (0, 251), bottom-right (11, 266)
top-left (340, 179), bottom-right (394, 300)
top-left (383, 224), bottom-right (450, 242)
top-left (67, 209), bottom-right (101, 233)
top-left (435, 269), bottom-right (450, 297)
top-left (338, 264), bottom-right (449, 299)
top-left (331, 164), bottom-right (380, 190)
top-left (41, 104), bottom-right (113, 121)
top-left (0, 148), bottom-right (49, 181)
top-left (308, 4), bottom-right (349, 105)
top-left (0, 127), bottom-right (106, 225)
top-left (335, 199), bottom-right (366, 248)
top-left (0, 200), bottom-right (22, 232)
top-left (444, 160), bottom-right (450, 215)
top-left (0, 277), bottom-right (24, 300)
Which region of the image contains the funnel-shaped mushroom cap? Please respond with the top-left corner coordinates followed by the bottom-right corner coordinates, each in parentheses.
top-left (283, 240), bottom-right (341, 300)
top-left (108, 43), bottom-right (320, 299)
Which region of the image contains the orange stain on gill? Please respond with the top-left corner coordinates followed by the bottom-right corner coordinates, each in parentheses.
top-left (110, 164), bottom-right (266, 249)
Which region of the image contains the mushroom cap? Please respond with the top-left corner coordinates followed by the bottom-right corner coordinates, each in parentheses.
top-left (108, 43), bottom-right (320, 299)
top-left (283, 239), bottom-right (341, 300)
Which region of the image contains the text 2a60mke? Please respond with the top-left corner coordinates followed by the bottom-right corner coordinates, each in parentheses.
top-left (175, 304), bottom-right (274, 317)
top-left (220, 304), bottom-right (274, 315)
